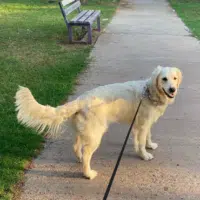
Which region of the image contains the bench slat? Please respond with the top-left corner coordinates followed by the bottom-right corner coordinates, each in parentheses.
top-left (77, 10), bottom-right (94, 22)
top-left (61, 0), bottom-right (75, 6)
top-left (87, 10), bottom-right (100, 24)
top-left (71, 10), bottom-right (88, 22)
top-left (69, 10), bottom-right (100, 25)
top-left (64, 1), bottom-right (81, 16)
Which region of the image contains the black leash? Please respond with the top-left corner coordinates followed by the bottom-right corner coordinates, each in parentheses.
top-left (103, 99), bottom-right (143, 200)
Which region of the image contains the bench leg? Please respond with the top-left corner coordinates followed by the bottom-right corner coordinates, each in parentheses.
top-left (68, 25), bottom-right (73, 43)
top-left (87, 25), bottom-right (92, 44)
top-left (82, 26), bottom-right (86, 32)
top-left (97, 16), bottom-right (101, 32)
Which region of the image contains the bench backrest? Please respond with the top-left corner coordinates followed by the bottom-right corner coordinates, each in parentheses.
top-left (59, 0), bottom-right (81, 24)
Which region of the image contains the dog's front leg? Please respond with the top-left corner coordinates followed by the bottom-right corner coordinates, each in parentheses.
top-left (146, 131), bottom-right (158, 150)
top-left (138, 126), bottom-right (154, 161)
top-left (132, 129), bottom-right (139, 153)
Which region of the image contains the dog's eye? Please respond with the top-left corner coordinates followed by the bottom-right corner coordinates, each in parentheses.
top-left (174, 77), bottom-right (177, 80)
top-left (162, 77), bottom-right (168, 82)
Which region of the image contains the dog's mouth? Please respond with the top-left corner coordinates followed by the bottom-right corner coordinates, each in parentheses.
top-left (162, 88), bottom-right (174, 99)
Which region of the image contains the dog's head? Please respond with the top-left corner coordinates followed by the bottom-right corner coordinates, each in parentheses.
top-left (148, 65), bottom-right (182, 104)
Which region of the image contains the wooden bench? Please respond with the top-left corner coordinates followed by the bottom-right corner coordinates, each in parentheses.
top-left (59, 0), bottom-right (101, 44)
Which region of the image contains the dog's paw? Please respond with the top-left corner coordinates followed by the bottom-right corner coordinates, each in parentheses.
top-left (140, 152), bottom-right (154, 161)
top-left (146, 142), bottom-right (158, 150)
top-left (84, 170), bottom-right (98, 180)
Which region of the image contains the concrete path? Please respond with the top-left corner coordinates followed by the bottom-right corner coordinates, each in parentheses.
top-left (20, 0), bottom-right (200, 199)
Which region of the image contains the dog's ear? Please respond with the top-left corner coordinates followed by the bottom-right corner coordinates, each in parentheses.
top-left (147, 65), bottom-right (163, 91)
top-left (151, 65), bottom-right (162, 83)
top-left (152, 65), bottom-right (162, 77)
top-left (175, 67), bottom-right (183, 87)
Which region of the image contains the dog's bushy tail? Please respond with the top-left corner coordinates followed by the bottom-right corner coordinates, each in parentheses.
top-left (15, 86), bottom-right (81, 137)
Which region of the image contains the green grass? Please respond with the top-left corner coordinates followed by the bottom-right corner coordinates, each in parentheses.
top-left (169, 0), bottom-right (200, 39)
top-left (0, 0), bottom-right (119, 199)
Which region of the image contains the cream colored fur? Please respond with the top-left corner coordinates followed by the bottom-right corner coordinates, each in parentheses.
top-left (15, 66), bottom-right (182, 179)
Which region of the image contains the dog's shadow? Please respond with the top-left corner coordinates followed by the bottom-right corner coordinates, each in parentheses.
top-left (28, 152), bottom-right (142, 180)
top-left (29, 168), bottom-right (84, 179)
top-left (101, 141), bottom-right (145, 160)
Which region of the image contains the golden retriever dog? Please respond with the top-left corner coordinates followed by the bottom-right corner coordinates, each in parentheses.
top-left (15, 66), bottom-right (182, 179)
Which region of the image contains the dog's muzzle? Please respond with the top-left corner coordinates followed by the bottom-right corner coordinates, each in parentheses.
top-left (162, 88), bottom-right (175, 99)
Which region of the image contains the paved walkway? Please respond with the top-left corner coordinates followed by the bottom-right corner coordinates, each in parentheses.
top-left (20, 0), bottom-right (200, 199)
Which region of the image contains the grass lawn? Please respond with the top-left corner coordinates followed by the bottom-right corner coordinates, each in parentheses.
top-left (0, 0), bottom-right (119, 199)
top-left (169, 0), bottom-right (200, 39)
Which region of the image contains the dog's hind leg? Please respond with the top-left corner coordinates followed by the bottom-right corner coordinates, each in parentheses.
top-left (73, 135), bottom-right (83, 163)
top-left (71, 111), bottom-right (86, 163)
top-left (82, 141), bottom-right (100, 180)
top-left (82, 121), bottom-right (107, 179)
top-left (73, 109), bottom-right (107, 179)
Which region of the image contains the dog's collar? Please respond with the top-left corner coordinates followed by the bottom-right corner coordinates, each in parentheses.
top-left (142, 86), bottom-right (164, 106)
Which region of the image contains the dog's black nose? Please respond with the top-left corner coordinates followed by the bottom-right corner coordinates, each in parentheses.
top-left (169, 87), bottom-right (176, 93)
